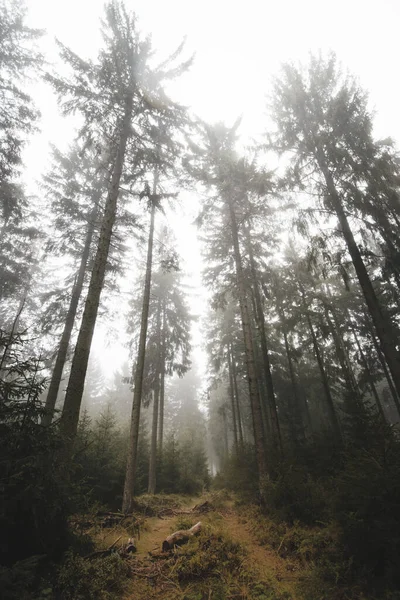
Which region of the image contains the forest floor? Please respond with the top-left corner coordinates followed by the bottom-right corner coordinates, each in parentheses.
top-left (89, 492), bottom-right (310, 600)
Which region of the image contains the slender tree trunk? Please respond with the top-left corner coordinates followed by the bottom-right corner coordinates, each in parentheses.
top-left (227, 346), bottom-right (239, 455)
top-left (350, 321), bottom-right (386, 421)
top-left (158, 299), bottom-right (166, 454)
top-left (60, 96), bottom-right (133, 447)
top-left (42, 201), bottom-right (99, 426)
top-left (249, 290), bottom-right (271, 441)
top-left (221, 407), bottom-right (229, 459)
top-left (247, 236), bottom-right (282, 454)
top-left (226, 200), bottom-right (268, 480)
top-left (148, 382), bottom-right (160, 494)
top-left (283, 326), bottom-right (306, 441)
top-left (316, 151), bottom-right (400, 399)
top-left (324, 307), bottom-right (365, 415)
top-left (148, 295), bottom-right (162, 494)
top-left (230, 344), bottom-right (244, 448)
top-left (123, 180), bottom-right (157, 513)
top-left (303, 298), bottom-right (342, 441)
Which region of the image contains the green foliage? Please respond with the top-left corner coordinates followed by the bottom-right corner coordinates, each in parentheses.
top-left (55, 552), bottom-right (130, 600)
top-left (74, 405), bottom-right (127, 508)
top-left (173, 530), bottom-right (244, 581)
top-left (261, 463), bottom-right (331, 525)
top-left (247, 422), bottom-right (400, 597)
top-left (0, 331), bottom-right (72, 565)
top-left (213, 445), bottom-right (258, 496)
top-left (0, 555), bottom-right (45, 600)
top-left (335, 441), bottom-right (400, 584)
top-left (159, 432), bottom-right (210, 495)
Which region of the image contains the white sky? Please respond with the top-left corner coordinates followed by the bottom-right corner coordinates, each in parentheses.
top-left (24, 0), bottom-right (400, 379)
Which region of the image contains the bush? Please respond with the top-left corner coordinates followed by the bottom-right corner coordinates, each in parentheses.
top-left (0, 331), bottom-right (72, 565)
top-left (335, 444), bottom-right (400, 584)
top-left (173, 530), bottom-right (244, 581)
top-left (55, 552), bottom-right (130, 600)
top-left (260, 463), bottom-right (331, 525)
top-left (212, 444), bottom-right (258, 496)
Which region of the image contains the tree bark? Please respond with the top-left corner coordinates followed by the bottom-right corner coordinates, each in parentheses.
top-left (323, 306), bottom-right (365, 415)
top-left (282, 324), bottom-right (306, 441)
top-left (226, 200), bottom-right (268, 480)
top-left (158, 298), bottom-right (166, 454)
top-left (249, 290), bottom-right (271, 441)
top-left (148, 294), bottom-right (162, 494)
top-left (227, 346), bottom-right (239, 455)
top-left (247, 233), bottom-right (282, 454)
top-left (302, 296), bottom-right (342, 442)
top-left (230, 344), bottom-right (244, 448)
top-left (123, 177), bottom-right (157, 513)
top-left (349, 320), bottom-right (386, 421)
top-left (162, 522), bottom-right (201, 552)
top-left (148, 383), bottom-right (160, 494)
top-left (221, 406), bottom-right (229, 459)
top-left (60, 95), bottom-right (133, 448)
top-left (42, 200), bottom-right (99, 426)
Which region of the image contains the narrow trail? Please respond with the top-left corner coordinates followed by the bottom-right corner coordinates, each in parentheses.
top-left (113, 494), bottom-right (303, 600)
top-left (221, 503), bottom-right (300, 595)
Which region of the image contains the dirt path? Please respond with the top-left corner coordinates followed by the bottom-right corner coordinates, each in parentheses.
top-left (116, 494), bottom-right (303, 599)
top-left (220, 506), bottom-right (300, 597)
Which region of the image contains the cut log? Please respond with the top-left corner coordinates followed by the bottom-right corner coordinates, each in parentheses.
top-left (162, 521), bottom-right (202, 552)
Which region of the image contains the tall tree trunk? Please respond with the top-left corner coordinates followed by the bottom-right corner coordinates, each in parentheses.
top-left (316, 150), bottom-right (400, 399)
top-left (230, 344), bottom-right (244, 447)
top-left (123, 180), bottom-right (157, 513)
top-left (350, 321), bottom-right (386, 421)
top-left (249, 290), bottom-right (271, 441)
top-left (247, 237), bottom-right (282, 454)
top-left (42, 201), bottom-right (99, 426)
top-left (227, 346), bottom-right (239, 455)
top-left (323, 306), bottom-right (365, 415)
top-left (148, 294), bottom-right (162, 494)
top-left (221, 406), bottom-right (229, 459)
top-left (148, 382), bottom-right (160, 494)
top-left (158, 298), bottom-right (166, 454)
top-left (60, 96), bottom-right (133, 447)
top-left (302, 293), bottom-right (342, 441)
top-left (226, 200), bottom-right (268, 480)
top-left (282, 324), bottom-right (306, 441)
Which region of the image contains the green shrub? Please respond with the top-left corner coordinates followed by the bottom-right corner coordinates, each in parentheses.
top-left (174, 531), bottom-right (245, 581)
top-left (261, 464), bottom-right (331, 525)
top-left (335, 445), bottom-right (400, 585)
top-left (212, 444), bottom-right (258, 496)
top-left (55, 552), bottom-right (130, 600)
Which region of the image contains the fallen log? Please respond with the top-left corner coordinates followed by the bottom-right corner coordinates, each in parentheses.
top-left (192, 500), bottom-right (211, 513)
top-left (162, 521), bottom-right (202, 552)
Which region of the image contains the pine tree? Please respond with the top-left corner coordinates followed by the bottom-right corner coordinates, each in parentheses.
top-left (46, 2), bottom-right (190, 449)
top-left (270, 53), bottom-right (400, 399)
